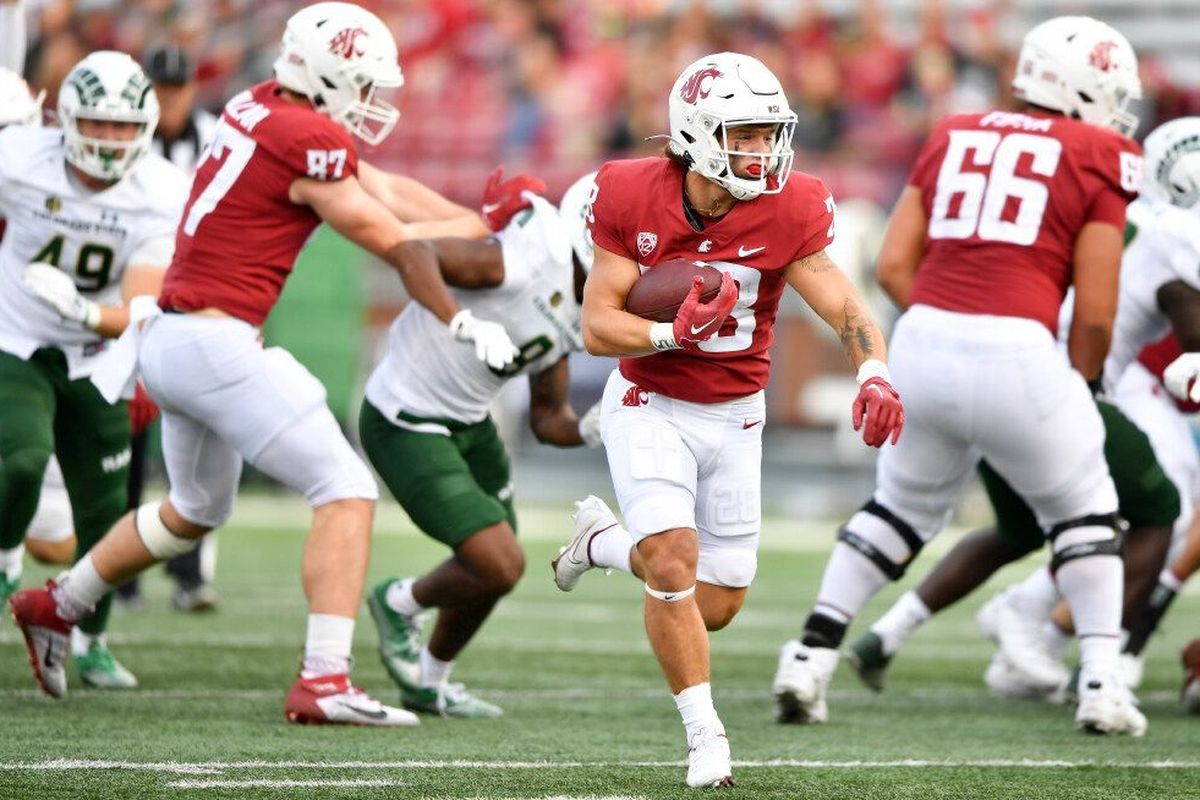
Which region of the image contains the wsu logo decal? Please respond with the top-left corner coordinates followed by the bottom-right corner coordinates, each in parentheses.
top-left (1088, 40), bottom-right (1118, 72)
top-left (329, 27), bottom-right (368, 59)
top-left (679, 67), bottom-right (722, 104)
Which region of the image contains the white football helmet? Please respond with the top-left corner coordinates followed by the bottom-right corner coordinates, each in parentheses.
top-left (1141, 117), bottom-right (1200, 210)
top-left (667, 52), bottom-right (797, 201)
top-left (273, 1), bottom-right (403, 146)
top-left (0, 68), bottom-right (44, 128)
top-left (1011, 16), bottom-right (1141, 137)
top-left (558, 171), bottom-right (598, 273)
top-left (57, 51), bottom-right (158, 181)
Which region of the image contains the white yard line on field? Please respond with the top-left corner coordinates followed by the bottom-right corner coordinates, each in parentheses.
top-left (167, 778), bottom-right (406, 789)
top-left (5, 758), bottom-right (1200, 774)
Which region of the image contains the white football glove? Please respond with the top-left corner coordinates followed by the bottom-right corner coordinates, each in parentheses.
top-left (21, 262), bottom-right (101, 329)
top-left (578, 401), bottom-right (602, 447)
top-left (449, 309), bottom-right (519, 371)
top-left (1164, 352), bottom-right (1200, 403)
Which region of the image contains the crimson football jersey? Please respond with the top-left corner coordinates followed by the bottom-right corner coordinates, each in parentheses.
top-left (908, 110), bottom-right (1141, 333)
top-left (590, 157), bottom-right (834, 403)
top-left (159, 81), bottom-right (359, 325)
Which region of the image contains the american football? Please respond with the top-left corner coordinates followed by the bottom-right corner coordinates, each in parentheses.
top-left (624, 259), bottom-right (724, 322)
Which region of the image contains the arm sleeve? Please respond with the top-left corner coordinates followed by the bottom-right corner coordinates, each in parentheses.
top-left (0, 2), bottom-right (25, 74)
top-left (587, 162), bottom-right (634, 260)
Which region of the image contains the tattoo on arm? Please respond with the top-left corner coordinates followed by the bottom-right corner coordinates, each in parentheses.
top-left (798, 249), bottom-right (837, 274)
top-left (837, 298), bottom-right (876, 360)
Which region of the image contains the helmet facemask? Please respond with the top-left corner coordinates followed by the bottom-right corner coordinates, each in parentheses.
top-left (685, 116), bottom-right (796, 201)
top-left (1142, 117), bottom-right (1200, 210)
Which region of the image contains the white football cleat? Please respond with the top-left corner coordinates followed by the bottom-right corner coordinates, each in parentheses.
top-left (686, 727), bottom-right (734, 788)
top-left (1075, 672), bottom-right (1147, 736)
top-left (551, 495), bottom-right (619, 592)
top-left (772, 639), bottom-right (838, 724)
top-left (983, 652), bottom-right (1066, 703)
top-left (977, 592), bottom-right (1070, 692)
top-left (285, 673), bottom-right (419, 727)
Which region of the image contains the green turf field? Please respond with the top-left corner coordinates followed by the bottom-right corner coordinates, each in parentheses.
top-left (2, 496), bottom-right (1197, 799)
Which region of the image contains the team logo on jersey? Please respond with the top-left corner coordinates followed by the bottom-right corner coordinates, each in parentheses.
top-left (329, 27), bottom-right (368, 60)
top-left (1089, 40), bottom-right (1118, 72)
top-left (679, 67), bottom-right (721, 105)
top-left (44, 196), bottom-right (62, 214)
top-left (549, 291), bottom-right (563, 308)
top-left (637, 231), bottom-right (658, 257)
top-left (698, 239), bottom-right (713, 253)
top-left (621, 385), bottom-right (650, 407)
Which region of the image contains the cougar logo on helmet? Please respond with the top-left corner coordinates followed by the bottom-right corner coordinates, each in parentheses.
top-left (1088, 40), bottom-right (1118, 72)
top-left (329, 27), bottom-right (367, 60)
top-left (679, 67), bottom-right (722, 105)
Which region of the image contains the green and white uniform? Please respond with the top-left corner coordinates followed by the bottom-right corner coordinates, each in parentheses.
top-left (0, 124), bottom-right (186, 634)
top-left (361, 195), bottom-right (581, 546)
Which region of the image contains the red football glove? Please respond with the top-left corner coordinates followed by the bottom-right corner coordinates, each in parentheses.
top-left (481, 166), bottom-right (546, 231)
top-left (128, 381), bottom-right (160, 438)
top-left (852, 376), bottom-right (904, 447)
top-left (673, 272), bottom-right (738, 349)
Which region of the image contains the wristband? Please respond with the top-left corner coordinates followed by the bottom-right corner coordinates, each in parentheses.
top-left (649, 322), bottom-right (680, 351)
top-left (855, 358), bottom-right (890, 385)
top-left (82, 300), bottom-right (102, 331)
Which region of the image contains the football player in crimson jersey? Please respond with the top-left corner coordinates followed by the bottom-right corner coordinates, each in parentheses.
top-left (550, 52), bottom-right (901, 788)
top-left (775, 16), bottom-right (1147, 736)
top-left (10, 2), bottom-right (532, 725)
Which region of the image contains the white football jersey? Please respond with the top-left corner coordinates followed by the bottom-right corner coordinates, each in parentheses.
top-left (0, 124), bottom-right (187, 378)
top-left (1104, 198), bottom-right (1200, 391)
top-left (365, 195), bottom-right (582, 426)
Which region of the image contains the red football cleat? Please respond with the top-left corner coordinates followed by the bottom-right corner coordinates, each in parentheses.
top-left (9, 581), bottom-right (72, 698)
top-left (285, 673), bottom-right (419, 727)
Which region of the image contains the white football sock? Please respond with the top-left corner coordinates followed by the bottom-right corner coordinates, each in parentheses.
top-left (70, 627), bottom-right (102, 657)
top-left (0, 544), bottom-right (24, 581)
top-left (870, 590), bottom-right (931, 656)
top-left (1057, 556), bottom-right (1122, 675)
top-left (53, 555), bottom-right (111, 622)
top-left (302, 613), bottom-right (354, 678)
top-left (674, 682), bottom-right (722, 741)
top-left (1009, 566), bottom-right (1060, 617)
top-left (419, 646), bottom-right (453, 688)
top-left (1159, 568), bottom-right (1183, 593)
top-left (590, 524), bottom-right (634, 574)
top-left (812, 541), bottom-right (891, 625)
top-left (386, 577), bottom-right (425, 617)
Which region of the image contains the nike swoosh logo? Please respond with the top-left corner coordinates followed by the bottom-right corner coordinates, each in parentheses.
top-left (343, 703), bottom-right (388, 720)
top-left (43, 639), bottom-right (60, 669)
top-left (662, 594), bottom-right (677, 601)
top-left (690, 323), bottom-right (712, 335)
top-left (738, 245), bottom-right (765, 257)
top-left (742, 420), bottom-right (762, 429)
top-left (481, 202), bottom-right (501, 215)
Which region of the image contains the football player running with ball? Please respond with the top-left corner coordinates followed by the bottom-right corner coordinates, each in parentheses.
top-left (774, 16), bottom-right (1146, 736)
top-left (10, 2), bottom-right (525, 725)
top-left (364, 173), bottom-right (601, 719)
top-left (552, 53), bottom-right (902, 788)
top-left (0, 51), bottom-right (188, 690)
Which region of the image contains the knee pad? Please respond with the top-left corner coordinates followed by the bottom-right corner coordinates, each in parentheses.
top-left (838, 499), bottom-right (925, 581)
top-left (1047, 512), bottom-right (1126, 573)
top-left (135, 501), bottom-right (202, 560)
top-left (645, 583), bottom-right (696, 602)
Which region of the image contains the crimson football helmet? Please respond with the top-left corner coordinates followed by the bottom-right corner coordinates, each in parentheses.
top-left (273, 1), bottom-right (404, 146)
top-left (667, 52), bottom-right (797, 201)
